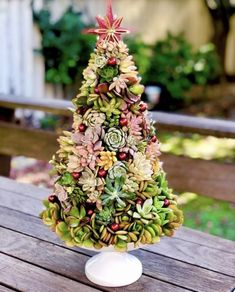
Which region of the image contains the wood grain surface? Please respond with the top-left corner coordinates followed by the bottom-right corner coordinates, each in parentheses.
top-left (0, 177), bottom-right (235, 292)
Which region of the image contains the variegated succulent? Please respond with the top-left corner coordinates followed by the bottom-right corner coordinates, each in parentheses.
top-left (104, 127), bottom-right (126, 151)
top-left (102, 176), bottom-right (135, 208)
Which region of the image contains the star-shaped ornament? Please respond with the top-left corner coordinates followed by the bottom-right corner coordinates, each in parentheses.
top-left (85, 0), bottom-right (130, 43)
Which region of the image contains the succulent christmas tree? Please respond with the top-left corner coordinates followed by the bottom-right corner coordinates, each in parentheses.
top-left (40, 0), bottom-right (183, 252)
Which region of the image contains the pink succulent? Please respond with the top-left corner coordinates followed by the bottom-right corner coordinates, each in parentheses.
top-left (142, 111), bottom-right (151, 132)
top-left (72, 126), bottom-right (104, 146)
top-left (124, 88), bottom-right (140, 104)
top-left (74, 141), bottom-right (104, 170)
top-left (146, 141), bottom-right (161, 161)
top-left (54, 183), bottom-right (67, 202)
top-left (120, 135), bottom-right (138, 156)
top-left (125, 112), bottom-right (143, 139)
top-left (120, 100), bottom-right (128, 113)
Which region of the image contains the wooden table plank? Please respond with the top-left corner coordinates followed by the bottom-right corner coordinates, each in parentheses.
top-left (1, 216), bottom-right (235, 292)
top-left (0, 253), bottom-right (101, 292)
top-left (0, 188), bottom-right (42, 216)
top-left (1, 178), bottom-right (235, 292)
top-left (174, 226), bottom-right (235, 253)
top-left (1, 177), bottom-right (235, 254)
top-left (0, 228), bottom-right (188, 292)
top-left (1, 192), bottom-right (235, 278)
top-left (142, 237), bottom-right (235, 275)
top-left (0, 176), bottom-right (47, 200)
top-left (0, 285), bottom-right (15, 292)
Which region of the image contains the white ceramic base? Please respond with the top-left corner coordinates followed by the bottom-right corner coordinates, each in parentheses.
top-left (85, 251), bottom-right (142, 287)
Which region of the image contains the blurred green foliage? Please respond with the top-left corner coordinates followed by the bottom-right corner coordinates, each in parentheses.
top-left (159, 132), bottom-right (235, 162)
top-left (34, 7), bottom-right (95, 85)
top-left (34, 9), bottom-right (221, 101)
top-left (127, 33), bottom-right (221, 100)
top-left (160, 132), bottom-right (235, 241)
top-left (179, 194), bottom-right (235, 241)
top-left (125, 36), bottom-right (152, 83)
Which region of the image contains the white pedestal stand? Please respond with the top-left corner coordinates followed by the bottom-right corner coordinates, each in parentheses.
top-left (85, 251), bottom-right (142, 287)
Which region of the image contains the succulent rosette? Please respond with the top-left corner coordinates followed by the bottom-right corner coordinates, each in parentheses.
top-left (108, 161), bottom-right (127, 179)
top-left (41, 4), bottom-right (183, 252)
top-left (104, 127), bottom-right (126, 151)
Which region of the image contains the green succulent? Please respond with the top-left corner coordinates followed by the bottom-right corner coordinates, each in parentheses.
top-left (155, 171), bottom-right (173, 199)
top-left (102, 176), bottom-right (135, 208)
top-left (115, 239), bottom-right (128, 252)
top-left (64, 205), bottom-right (86, 228)
top-left (58, 172), bottom-right (75, 186)
top-left (73, 94), bottom-right (88, 108)
top-left (56, 221), bottom-right (93, 247)
top-left (99, 98), bottom-right (122, 118)
top-left (122, 176), bottom-right (139, 193)
top-left (68, 186), bottom-right (87, 205)
top-left (98, 65), bottom-right (118, 82)
top-left (128, 198), bottom-right (159, 224)
top-left (161, 205), bottom-right (184, 235)
top-left (104, 115), bottom-right (120, 127)
top-left (96, 206), bottom-right (115, 225)
top-left (40, 200), bottom-right (61, 228)
top-left (137, 140), bottom-right (147, 152)
top-left (72, 225), bottom-right (93, 247)
top-left (104, 127), bottom-right (126, 151)
top-left (108, 161), bottom-right (127, 180)
top-left (129, 84), bottom-right (145, 95)
top-left (55, 222), bottom-right (73, 243)
top-left (130, 102), bottom-right (140, 115)
top-left (143, 181), bottom-right (160, 198)
top-left (87, 93), bottom-right (100, 105)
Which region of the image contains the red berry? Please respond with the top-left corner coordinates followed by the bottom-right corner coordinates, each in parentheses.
top-left (164, 199), bottom-right (170, 207)
top-left (108, 57), bottom-right (117, 66)
top-left (136, 198), bottom-right (144, 205)
top-left (87, 209), bottom-right (94, 216)
top-left (98, 83), bottom-right (109, 94)
top-left (151, 136), bottom-right (157, 143)
top-left (80, 107), bottom-right (88, 115)
top-left (79, 123), bottom-right (86, 132)
top-left (126, 76), bottom-right (138, 85)
top-left (119, 118), bottom-right (128, 127)
top-left (83, 217), bottom-right (90, 223)
top-left (94, 87), bottom-right (99, 94)
top-left (48, 195), bottom-right (57, 203)
top-left (72, 172), bottom-right (81, 180)
top-left (118, 152), bottom-right (127, 161)
top-left (140, 103), bottom-right (148, 112)
top-left (98, 168), bottom-right (107, 178)
top-left (110, 223), bottom-right (120, 231)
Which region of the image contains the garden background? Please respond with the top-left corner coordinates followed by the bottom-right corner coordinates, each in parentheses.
top-left (1, 0), bottom-right (235, 240)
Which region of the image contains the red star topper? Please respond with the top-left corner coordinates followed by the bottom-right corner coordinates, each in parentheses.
top-left (85, 0), bottom-right (130, 43)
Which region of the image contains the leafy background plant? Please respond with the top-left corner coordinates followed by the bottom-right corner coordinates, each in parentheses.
top-left (34, 7), bottom-right (95, 86)
top-left (34, 8), bottom-right (221, 104)
top-left (144, 33), bottom-right (221, 100)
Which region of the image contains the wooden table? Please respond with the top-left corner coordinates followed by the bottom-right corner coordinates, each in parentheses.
top-left (0, 176), bottom-right (234, 292)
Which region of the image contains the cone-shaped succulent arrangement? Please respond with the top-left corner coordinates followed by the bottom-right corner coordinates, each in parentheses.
top-left (40, 0), bottom-right (183, 252)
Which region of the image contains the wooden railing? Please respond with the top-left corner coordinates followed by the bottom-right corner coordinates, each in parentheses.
top-left (1, 93), bottom-right (235, 203)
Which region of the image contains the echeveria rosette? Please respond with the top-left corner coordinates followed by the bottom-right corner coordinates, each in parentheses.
top-left (108, 161), bottom-right (127, 180)
top-left (104, 127), bottom-right (126, 151)
top-left (40, 3), bottom-right (183, 251)
top-left (102, 176), bottom-right (135, 208)
top-left (83, 109), bottom-right (106, 127)
top-left (98, 65), bottom-right (119, 82)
